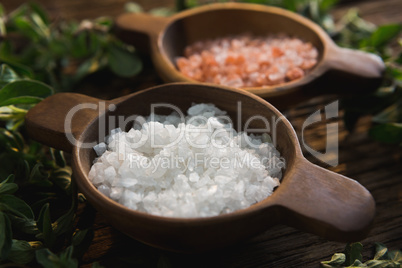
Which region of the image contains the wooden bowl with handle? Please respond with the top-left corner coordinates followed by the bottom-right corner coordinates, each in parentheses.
top-left (115, 3), bottom-right (385, 108)
top-left (25, 83), bottom-right (375, 252)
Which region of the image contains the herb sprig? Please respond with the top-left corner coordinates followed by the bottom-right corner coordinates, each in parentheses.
top-left (321, 242), bottom-right (402, 267)
top-left (0, 2), bottom-right (142, 91)
top-left (0, 0), bottom-right (401, 267)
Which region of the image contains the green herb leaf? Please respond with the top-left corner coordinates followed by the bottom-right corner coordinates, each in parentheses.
top-left (374, 243), bottom-right (389, 260)
top-left (125, 2), bottom-right (144, 13)
top-left (51, 167), bottom-right (72, 194)
top-left (53, 204), bottom-right (75, 237)
top-left (29, 163), bottom-right (52, 187)
top-left (0, 96), bottom-right (44, 106)
top-left (29, 2), bottom-right (50, 26)
top-left (369, 123), bottom-right (402, 144)
top-left (107, 44), bottom-right (142, 77)
top-left (349, 259), bottom-right (366, 267)
top-left (72, 228), bottom-right (94, 259)
top-left (321, 253), bottom-right (346, 267)
top-left (372, 102), bottom-right (402, 124)
top-left (388, 250), bottom-right (402, 262)
top-left (149, 7), bottom-right (175, 17)
top-left (37, 203), bottom-right (56, 248)
top-left (0, 194), bottom-right (34, 219)
top-left (0, 80), bottom-right (53, 107)
top-left (0, 64), bottom-right (21, 88)
top-left (368, 24), bottom-right (402, 48)
top-left (0, 59), bottom-right (34, 78)
top-left (13, 16), bottom-right (42, 41)
top-left (7, 213), bottom-right (38, 235)
top-left (15, 159), bottom-right (30, 182)
top-left (50, 148), bottom-right (66, 168)
top-left (344, 242), bottom-right (363, 266)
top-left (0, 174), bottom-right (18, 194)
top-left (0, 3), bottom-right (5, 17)
top-left (36, 246), bottom-right (78, 268)
top-left (0, 211), bottom-right (12, 259)
top-left (6, 239), bottom-right (42, 264)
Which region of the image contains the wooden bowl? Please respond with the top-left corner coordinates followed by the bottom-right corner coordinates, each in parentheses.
top-left (115, 3), bottom-right (385, 108)
top-left (25, 83), bottom-right (375, 252)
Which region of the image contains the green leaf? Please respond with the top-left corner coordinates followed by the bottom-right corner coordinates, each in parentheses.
top-left (7, 213), bottom-right (38, 235)
top-left (149, 7), bottom-right (175, 17)
top-left (348, 259), bottom-right (366, 267)
top-left (72, 55), bottom-right (107, 83)
top-left (51, 149), bottom-right (66, 168)
top-left (368, 24), bottom-right (402, 48)
top-left (59, 246), bottom-right (78, 267)
top-left (53, 204), bottom-right (75, 237)
top-left (320, 0), bottom-right (338, 12)
top-left (6, 239), bottom-right (42, 264)
top-left (369, 123), bottom-right (402, 144)
top-left (0, 174), bottom-right (18, 195)
top-left (0, 211), bottom-right (12, 259)
top-left (0, 3), bottom-right (5, 16)
top-left (37, 203), bottom-right (56, 248)
top-left (344, 242), bottom-right (363, 266)
top-left (36, 246), bottom-right (78, 268)
top-left (0, 58), bottom-right (34, 78)
top-left (374, 243), bottom-right (389, 260)
top-left (388, 250), bottom-right (402, 262)
top-left (364, 259), bottom-right (390, 267)
top-left (13, 16), bottom-right (42, 40)
top-left (29, 2), bottom-right (50, 26)
top-left (0, 96), bottom-right (44, 106)
top-left (51, 167), bottom-right (72, 194)
top-left (0, 194), bottom-right (34, 219)
top-left (321, 253), bottom-right (346, 267)
top-left (72, 228), bottom-right (94, 259)
top-left (29, 163), bottom-right (52, 187)
top-left (0, 129), bottom-right (24, 152)
top-left (372, 102), bottom-right (402, 124)
top-left (107, 44), bottom-right (142, 78)
top-left (15, 159), bottom-right (30, 182)
top-left (125, 2), bottom-right (144, 13)
top-left (0, 80), bottom-right (53, 107)
top-left (0, 64), bottom-right (21, 88)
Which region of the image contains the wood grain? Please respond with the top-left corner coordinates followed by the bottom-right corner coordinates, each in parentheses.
top-left (3, 0), bottom-right (402, 267)
top-left (114, 3), bottom-right (384, 103)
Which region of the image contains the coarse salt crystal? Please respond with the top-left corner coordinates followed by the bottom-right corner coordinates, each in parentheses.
top-left (176, 33), bottom-right (318, 87)
top-left (89, 103), bottom-right (285, 218)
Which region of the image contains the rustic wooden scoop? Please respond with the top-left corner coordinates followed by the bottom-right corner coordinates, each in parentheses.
top-left (115, 3), bottom-right (385, 107)
top-left (25, 83), bottom-right (375, 252)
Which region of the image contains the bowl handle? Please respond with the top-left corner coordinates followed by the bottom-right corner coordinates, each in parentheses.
top-left (322, 45), bottom-right (385, 93)
top-left (114, 13), bottom-right (170, 53)
top-left (275, 158), bottom-right (375, 241)
top-left (25, 93), bottom-right (104, 153)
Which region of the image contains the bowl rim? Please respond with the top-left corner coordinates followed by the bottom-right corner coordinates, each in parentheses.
top-left (154, 3), bottom-right (334, 96)
top-left (72, 82), bottom-right (303, 224)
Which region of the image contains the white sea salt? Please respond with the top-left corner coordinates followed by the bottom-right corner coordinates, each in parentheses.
top-left (88, 103), bottom-right (285, 218)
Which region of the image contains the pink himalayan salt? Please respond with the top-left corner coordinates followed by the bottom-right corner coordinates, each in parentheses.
top-left (176, 34), bottom-right (318, 88)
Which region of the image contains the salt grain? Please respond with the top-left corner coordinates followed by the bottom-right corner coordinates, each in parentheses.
top-left (176, 33), bottom-right (318, 87)
top-left (88, 103), bottom-right (285, 218)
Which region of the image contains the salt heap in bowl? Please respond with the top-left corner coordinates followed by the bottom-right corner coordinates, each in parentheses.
top-left (88, 103), bottom-right (285, 218)
top-left (176, 33), bottom-right (318, 88)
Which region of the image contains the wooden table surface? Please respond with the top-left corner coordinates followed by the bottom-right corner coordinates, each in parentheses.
top-left (2, 0), bottom-right (402, 267)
